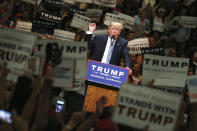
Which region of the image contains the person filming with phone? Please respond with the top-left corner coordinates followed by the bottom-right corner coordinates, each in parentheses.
top-left (85, 21), bottom-right (131, 73)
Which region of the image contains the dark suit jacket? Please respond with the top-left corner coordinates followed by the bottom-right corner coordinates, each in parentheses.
top-left (85, 34), bottom-right (131, 67)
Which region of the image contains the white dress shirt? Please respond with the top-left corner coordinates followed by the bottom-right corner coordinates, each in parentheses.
top-left (101, 36), bottom-right (116, 64)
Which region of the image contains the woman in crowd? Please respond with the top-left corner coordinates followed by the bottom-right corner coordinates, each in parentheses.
top-left (134, 8), bottom-right (151, 38)
top-left (129, 62), bottom-right (142, 85)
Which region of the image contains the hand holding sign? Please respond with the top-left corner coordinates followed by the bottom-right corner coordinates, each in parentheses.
top-left (63, 111), bottom-right (87, 130)
top-left (96, 96), bottom-right (107, 115)
top-left (43, 64), bottom-right (54, 88)
top-left (0, 62), bottom-right (9, 80)
top-left (89, 23), bottom-right (96, 33)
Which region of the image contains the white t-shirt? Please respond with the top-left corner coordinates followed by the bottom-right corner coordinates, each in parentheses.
top-left (153, 16), bottom-right (164, 32)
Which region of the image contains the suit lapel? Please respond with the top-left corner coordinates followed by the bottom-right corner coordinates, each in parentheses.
top-left (100, 35), bottom-right (108, 57)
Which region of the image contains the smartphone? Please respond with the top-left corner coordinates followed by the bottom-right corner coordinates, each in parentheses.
top-left (55, 100), bottom-right (65, 112)
top-left (0, 110), bottom-right (12, 123)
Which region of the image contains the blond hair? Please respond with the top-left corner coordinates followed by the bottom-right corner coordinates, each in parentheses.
top-left (109, 21), bottom-right (123, 30)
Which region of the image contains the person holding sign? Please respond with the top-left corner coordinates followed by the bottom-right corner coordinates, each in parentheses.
top-left (85, 22), bottom-right (131, 70)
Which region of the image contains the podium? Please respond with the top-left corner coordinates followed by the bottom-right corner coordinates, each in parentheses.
top-left (83, 60), bottom-right (129, 112)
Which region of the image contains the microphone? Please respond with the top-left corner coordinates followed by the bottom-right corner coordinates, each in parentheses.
top-left (111, 35), bottom-right (115, 44)
top-left (112, 35), bottom-right (115, 41)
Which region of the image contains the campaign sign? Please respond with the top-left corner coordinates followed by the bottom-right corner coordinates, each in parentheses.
top-left (22, 0), bottom-right (42, 5)
top-left (86, 60), bottom-right (129, 88)
top-left (113, 83), bottom-right (182, 131)
top-left (70, 13), bottom-right (91, 31)
top-left (15, 21), bottom-right (32, 32)
top-left (186, 75), bottom-right (197, 103)
top-left (34, 39), bottom-right (87, 81)
top-left (93, 0), bottom-right (117, 8)
top-left (154, 86), bottom-right (184, 96)
top-left (63, 0), bottom-right (75, 4)
top-left (54, 29), bottom-right (75, 41)
top-left (141, 47), bottom-right (165, 56)
top-left (53, 58), bottom-right (75, 88)
top-left (142, 54), bottom-right (189, 88)
top-left (0, 28), bottom-right (35, 70)
top-left (172, 16), bottom-right (197, 29)
top-left (128, 38), bottom-right (149, 54)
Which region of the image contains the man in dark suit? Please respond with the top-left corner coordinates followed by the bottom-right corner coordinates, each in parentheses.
top-left (85, 21), bottom-right (131, 69)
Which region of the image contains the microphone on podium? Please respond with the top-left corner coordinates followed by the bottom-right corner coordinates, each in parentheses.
top-left (111, 35), bottom-right (115, 45)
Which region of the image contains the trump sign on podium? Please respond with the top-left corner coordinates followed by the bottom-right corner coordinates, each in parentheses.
top-left (86, 60), bottom-right (129, 88)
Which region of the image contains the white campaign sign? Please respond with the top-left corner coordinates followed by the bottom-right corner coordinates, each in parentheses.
top-left (86, 9), bottom-right (103, 17)
top-left (86, 9), bottom-right (103, 22)
top-left (76, 0), bottom-right (92, 3)
top-left (142, 54), bottom-right (189, 87)
top-left (113, 83), bottom-right (182, 131)
top-left (104, 13), bottom-right (135, 30)
top-left (63, 0), bottom-right (75, 4)
top-left (117, 12), bottom-right (135, 30)
top-left (53, 58), bottom-right (75, 88)
top-left (93, 0), bottom-right (117, 8)
top-left (16, 21), bottom-right (32, 32)
top-left (70, 13), bottom-right (91, 31)
top-left (104, 13), bottom-right (120, 25)
top-left (34, 39), bottom-right (87, 59)
top-left (186, 75), bottom-right (197, 103)
top-left (172, 16), bottom-right (197, 28)
top-left (0, 29), bottom-right (35, 70)
top-left (34, 39), bottom-right (87, 80)
top-left (22, 0), bottom-right (42, 5)
top-left (75, 59), bottom-right (87, 80)
top-left (128, 38), bottom-right (149, 54)
top-left (154, 86), bottom-right (184, 96)
top-left (54, 29), bottom-right (75, 41)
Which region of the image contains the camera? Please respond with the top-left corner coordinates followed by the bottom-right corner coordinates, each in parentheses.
top-left (0, 110), bottom-right (12, 123)
top-left (55, 99), bottom-right (65, 112)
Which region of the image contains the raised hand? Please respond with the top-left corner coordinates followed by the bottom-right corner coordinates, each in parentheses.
top-left (96, 96), bottom-right (107, 115)
top-left (88, 23), bottom-right (96, 33)
top-left (0, 62), bottom-right (9, 80)
top-left (11, 110), bottom-right (28, 131)
top-left (64, 111), bottom-right (87, 130)
top-left (43, 63), bottom-right (54, 88)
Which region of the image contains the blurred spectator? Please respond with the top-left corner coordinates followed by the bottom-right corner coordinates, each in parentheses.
top-left (168, 47), bottom-right (177, 57)
top-left (122, 0), bottom-right (142, 16)
top-left (8, 76), bottom-right (33, 115)
top-left (136, 54), bottom-right (143, 73)
top-left (148, 31), bottom-right (163, 47)
top-left (75, 29), bottom-right (85, 41)
top-left (134, 8), bottom-right (151, 38)
top-left (190, 51), bottom-right (197, 74)
top-left (187, 66), bottom-right (194, 75)
top-left (0, 0), bottom-right (197, 130)
top-left (130, 53), bottom-right (137, 68)
top-left (136, 54), bottom-right (143, 66)
top-left (93, 106), bottom-right (119, 131)
top-left (152, 1), bottom-right (165, 33)
top-left (129, 62), bottom-right (142, 85)
top-left (170, 6), bottom-right (191, 56)
top-left (126, 31), bottom-right (135, 41)
top-left (113, 0), bottom-right (124, 13)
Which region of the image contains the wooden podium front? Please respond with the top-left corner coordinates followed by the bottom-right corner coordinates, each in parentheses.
top-left (83, 84), bottom-right (118, 112)
top-left (83, 60), bottom-right (129, 112)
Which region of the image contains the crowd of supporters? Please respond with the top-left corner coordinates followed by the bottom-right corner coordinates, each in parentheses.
top-left (1, 0), bottom-right (197, 131)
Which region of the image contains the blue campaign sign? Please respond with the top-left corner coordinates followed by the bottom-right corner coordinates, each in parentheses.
top-left (86, 60), bottom-right (129, 88)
